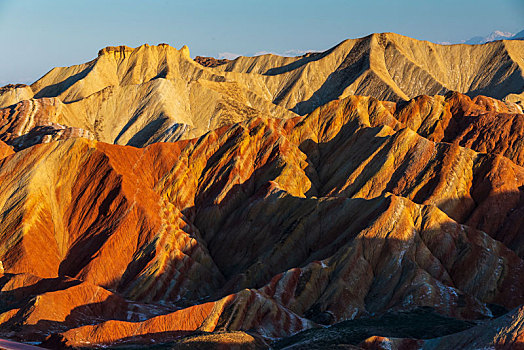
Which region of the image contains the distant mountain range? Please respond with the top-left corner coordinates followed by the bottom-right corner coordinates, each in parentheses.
top-left (439, 29), bottom-right (524, 45)
top-left (465, 29), bottom-right (524, 44)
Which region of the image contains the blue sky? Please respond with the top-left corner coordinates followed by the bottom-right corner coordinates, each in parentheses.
top-left (0, 0), bottom-right (522, 85)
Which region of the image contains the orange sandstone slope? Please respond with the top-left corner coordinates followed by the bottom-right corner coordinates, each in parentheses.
top-left (0, 140), bottom-right (13, 159)
top-left (0, 92), bottom-right (523, 347)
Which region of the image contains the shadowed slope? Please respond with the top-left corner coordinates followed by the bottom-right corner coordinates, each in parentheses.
top-left (274, 305), bottom-right (524, 349)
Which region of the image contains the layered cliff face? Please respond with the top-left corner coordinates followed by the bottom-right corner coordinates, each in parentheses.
top-left (0, 88), bottom-right (522, 348)
top-left (0, 34), bottom-right (522, 349)
top-left (0, 98), bottom-right (94, 151)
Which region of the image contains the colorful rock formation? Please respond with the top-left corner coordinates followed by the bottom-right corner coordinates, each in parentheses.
top-left (0, 33), bottom-right (522, 349)
top-left (0, 88), bottom-right (522, 347)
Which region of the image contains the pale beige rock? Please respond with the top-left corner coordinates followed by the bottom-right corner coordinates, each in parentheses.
top-left (11, 34), bottom-right (521, 147)
top-left (0, 84), bottom-right (33, 108)
top-left (27, 44), bottom-right (296, 146)
top-left (215, 33), bottom-right (524, 114)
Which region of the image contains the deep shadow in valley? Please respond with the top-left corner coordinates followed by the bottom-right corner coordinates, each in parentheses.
top-left (273, 307), bottom-right (475, 349)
